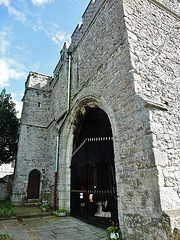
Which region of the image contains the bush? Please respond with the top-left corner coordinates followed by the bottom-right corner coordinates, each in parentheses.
top-left (0, 200), bottom-right (16, 218)
top-left (56, 208), bottom-right (68, 214)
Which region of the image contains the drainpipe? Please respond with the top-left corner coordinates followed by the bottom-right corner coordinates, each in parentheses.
top-left (53, 51), bottom-right (72, 211)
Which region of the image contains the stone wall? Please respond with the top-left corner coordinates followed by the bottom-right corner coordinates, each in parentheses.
top-left (123, 0), bottom-right (180, 233)
top-left (23, 72), bottom-right (53, 126)
top-left (0, 175), bottom-right (13, 200)
top-left (67, 0), bottom-right (178, 238)
top-left (53, 43), bottom-right (69, 121)
top-left (12, 72), bottom-right (55, 205)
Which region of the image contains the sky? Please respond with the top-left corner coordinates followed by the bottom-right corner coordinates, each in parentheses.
top-left (0, 0), bottom-right (90, 116)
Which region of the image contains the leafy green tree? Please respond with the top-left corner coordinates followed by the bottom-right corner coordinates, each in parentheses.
top-left (0, 89), bottom-right (20, 165)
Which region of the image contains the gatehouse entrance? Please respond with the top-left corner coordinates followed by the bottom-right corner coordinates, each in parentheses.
top-left (27, 169), bottom-right (40, 199)
top-left (71, 108), bottom-right (118, 227)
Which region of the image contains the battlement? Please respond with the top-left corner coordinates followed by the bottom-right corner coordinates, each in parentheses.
top-left (71, 0), bottom-right (104, 48)
top-left (25, 71), bottom-right (52, 91)
top-left (82, 0), bottom-right (103, 29)
top-left (53, 41), bottom-right (71, 78)
top-left (70, 0), bottom-right (180, 50)
top-left (71, 23), bottom-right (83, 48)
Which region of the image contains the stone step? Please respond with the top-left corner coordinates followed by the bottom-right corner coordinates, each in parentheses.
top-left (14, 206), bottom-right (52, 219)
top-left (24, 202), bottom-right (37, 207)
top-left (26, 198), bottom-right (39, 203)
top-left (24, 199), bottom-right (40, 207)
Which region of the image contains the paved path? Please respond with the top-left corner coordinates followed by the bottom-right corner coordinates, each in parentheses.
top-left (0, 216), bottom-right (107, 240)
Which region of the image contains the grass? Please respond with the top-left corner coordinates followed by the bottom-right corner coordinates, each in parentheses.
top-left (0, 200), bottom-right (16, 218)
top-left (0, 235), bottom-right (12, 240)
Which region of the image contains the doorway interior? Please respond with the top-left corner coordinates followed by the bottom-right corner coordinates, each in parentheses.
top-left (71, 108), bottom-right (118, 227)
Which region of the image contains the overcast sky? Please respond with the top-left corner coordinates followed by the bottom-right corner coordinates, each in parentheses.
top-left (0, 0), bottom-right (90, 116)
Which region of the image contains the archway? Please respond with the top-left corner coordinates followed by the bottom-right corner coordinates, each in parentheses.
top-left (27, 169), bottom-right (40, 199)
top-left (71, 108), bottom-right (118, 227)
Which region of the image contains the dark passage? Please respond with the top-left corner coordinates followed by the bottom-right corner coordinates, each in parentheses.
top-left (71, 108), bottom-right (118, 227)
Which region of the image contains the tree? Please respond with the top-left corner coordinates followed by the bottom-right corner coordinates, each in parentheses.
top-left (0, 89), bottom-right (20, 165)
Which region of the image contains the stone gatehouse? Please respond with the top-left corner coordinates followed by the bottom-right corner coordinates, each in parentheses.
top-left (12, 0), bottom-right (180, 239)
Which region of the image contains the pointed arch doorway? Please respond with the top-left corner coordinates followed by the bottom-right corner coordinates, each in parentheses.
top-left (27, 169), bottom-right (40, 199)
top-left (71, 108), bottom-right (118, 227)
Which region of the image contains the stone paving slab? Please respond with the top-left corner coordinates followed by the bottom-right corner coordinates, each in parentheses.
top-left (0, 216), bottom-right (107, 240)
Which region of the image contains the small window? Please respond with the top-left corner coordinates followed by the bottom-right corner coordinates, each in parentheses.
top-left (38, 102), bottom-right (41, 108)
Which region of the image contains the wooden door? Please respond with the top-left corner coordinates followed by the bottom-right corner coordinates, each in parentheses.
top-left (27, 170), bottom-right (40, 199)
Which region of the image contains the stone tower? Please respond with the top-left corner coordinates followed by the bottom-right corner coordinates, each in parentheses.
top-left (12, 0), bottom-right (180, 239)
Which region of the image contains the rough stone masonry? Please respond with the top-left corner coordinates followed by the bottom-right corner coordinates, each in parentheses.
top-left (12, 0), bottom-right (180, 239)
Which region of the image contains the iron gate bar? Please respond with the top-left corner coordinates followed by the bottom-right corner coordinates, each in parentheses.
top-left (72, 139), bottom-right (87, 157)
top-left (71, 136), bottom-right (118, 227)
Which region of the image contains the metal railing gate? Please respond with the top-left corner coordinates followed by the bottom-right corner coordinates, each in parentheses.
top-left (71, 137), bottom-right (118, 227)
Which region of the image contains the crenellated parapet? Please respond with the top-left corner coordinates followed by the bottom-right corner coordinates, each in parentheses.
top-left (71, 23), bottom-right (83, 48)
top-left (81, 0), bottom-right (103, 31)
top-left (71, 0), bottom-right (104, 48)
top-left (53, 41), bottom-right (71, 81)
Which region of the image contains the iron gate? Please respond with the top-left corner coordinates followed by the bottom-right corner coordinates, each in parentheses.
top-left (71, 137), bottom-right (118, 227)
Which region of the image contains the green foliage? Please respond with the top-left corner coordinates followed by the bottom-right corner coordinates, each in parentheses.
top-left (0, 200), bottom-right (16, 218)
top-left (0, 199), bottom-right (12, 208)
top-left (0, 235), bottom-right (12, 240)
top-left (56, 208), bottom-right (68, 214)
top-left (35, 200), bottom-right (41, 206)
top-left (107, 221), bottom-right (123, 240)
top-left (0, 89), bottom-right (20, 165)
top-left (41, 204), bottom-right (49, 209)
